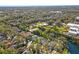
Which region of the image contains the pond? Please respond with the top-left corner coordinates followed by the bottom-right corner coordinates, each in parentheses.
top-left (67, 41), bottom-right (79, 54)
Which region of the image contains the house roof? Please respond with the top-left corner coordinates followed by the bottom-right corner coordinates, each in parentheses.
top-left (76, 17), bottom-right (79, 19)
top-left (67, 23), bottom-right (79, 27)
top-left (19, 31), bottom-right (32, 38)
top-left (70, 27), bottom-right (78, 30)
top-left (0, 33), bottom-right (7, 40)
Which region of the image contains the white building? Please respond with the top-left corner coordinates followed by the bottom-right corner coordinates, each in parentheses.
top-left (67, 23), bottom-right (79, 35)
top-left (50, 11), bottom-right (62, 13)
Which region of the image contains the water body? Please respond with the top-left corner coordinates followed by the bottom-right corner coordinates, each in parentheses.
top-left (68, 41), bottom-right (79, 54)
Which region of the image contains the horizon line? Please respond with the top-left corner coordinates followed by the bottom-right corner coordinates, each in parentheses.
top-left (0, 5), bottom-right (79, 7)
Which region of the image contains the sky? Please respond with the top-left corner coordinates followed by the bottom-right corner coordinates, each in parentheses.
top-left (0, 0), bottom-right (79, 6)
